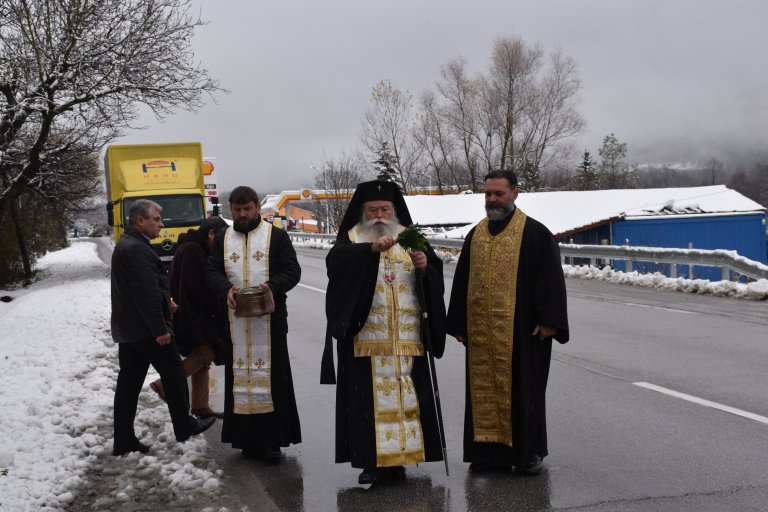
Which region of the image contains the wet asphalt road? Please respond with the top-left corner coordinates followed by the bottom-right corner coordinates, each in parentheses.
top-left (88, 238), bottom-right (768, 510)
top-left (201, 246), bottom-right (768, 512)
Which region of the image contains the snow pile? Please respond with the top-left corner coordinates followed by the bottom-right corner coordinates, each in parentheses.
top-left (564, 264), bottom-right (768, 300)
top-left (0, 242), bottom-right (221, 511)
top-left (291, 237), bottom-right (334, 250)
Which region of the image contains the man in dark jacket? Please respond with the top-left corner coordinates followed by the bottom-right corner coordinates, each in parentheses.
top-left (150, 216), bottom-right (229, 418)
top-left (205, 186), bottom-right (302, 463)
top-left (111, 199), bottom-right (215, 456)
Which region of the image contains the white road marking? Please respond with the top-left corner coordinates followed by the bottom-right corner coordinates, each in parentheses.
top-left (622, 302), bottom-right (699, 314)
top-left (634, 382), bottom-right (768, 425)
top-left (298, 283), bottom-right (326, 294)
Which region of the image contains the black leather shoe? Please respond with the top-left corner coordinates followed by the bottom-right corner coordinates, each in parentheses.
top-left (469, 462), bottom-right (492, 472)
top-left (358, 468), bottom-right (379, 485)
top-left (113, 441), bottom-right (150, 456)
top-left (470, 462), bottom-right (512, 473)
top-left (264, 445), bottom-right (282, 464)
top-left (516, 454), bottom-right (543, 476)
top-left (242, 448), bottom-right (263, 459)
top-left (191, 407), bottom-right (224, 419)
top-left (188, 415), bottom-right (216, 437)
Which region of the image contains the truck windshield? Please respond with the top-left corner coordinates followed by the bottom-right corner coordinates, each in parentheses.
top-left (123, 195), bottom-right (205, 228)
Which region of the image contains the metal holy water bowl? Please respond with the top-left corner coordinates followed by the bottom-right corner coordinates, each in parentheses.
top-left (234, 287), bottom-right (274, 317)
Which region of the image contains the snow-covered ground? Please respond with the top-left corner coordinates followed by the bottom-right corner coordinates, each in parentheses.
top-left (0, 241), bottom-right (223, 511)
top-left (0, 237), bottom-right (765, 511)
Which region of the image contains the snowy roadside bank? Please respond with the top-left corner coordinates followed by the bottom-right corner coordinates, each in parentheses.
top-left (0, 242), bottom-right (222, 511)
top-left (561, 264), bottom-right (768, 301)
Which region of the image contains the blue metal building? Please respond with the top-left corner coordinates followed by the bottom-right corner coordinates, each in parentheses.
top-left (612, 212), bottom-right (766, 279)
top-left (558, 210), bottom-right (767, 280)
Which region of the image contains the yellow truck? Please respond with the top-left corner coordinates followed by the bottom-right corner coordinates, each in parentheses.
top-left (105, 142), bottom-right (210, 263)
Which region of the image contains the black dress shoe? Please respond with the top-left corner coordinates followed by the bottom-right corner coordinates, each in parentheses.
top-left (384, 466), bottom-right (406, 480)
top-left (470, 462), bottom-right (512, 473)
top-left (242, 448), bottom-right (263, 459)
top-left (188, 415), bottom-right (216, 437)
top-left (264, 445), bottom-right (282, 464)
top-left (516, 454), bottom-right (543, 476)
top-left (113, 441), bottom-right (150, 456)
top-left (469, 462), bottom-right (492, 472)
top-left (358, 468), bottom-right (379, 485)
top-left (191, 407), bottom-right (224, 419)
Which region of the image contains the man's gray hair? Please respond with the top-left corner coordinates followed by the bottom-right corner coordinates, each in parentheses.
top-left (128, 199), bottom-right (162, 226)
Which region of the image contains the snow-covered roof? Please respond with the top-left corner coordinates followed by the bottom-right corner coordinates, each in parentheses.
top-left (407, 185), bottom-right (765, 238)
top-left (261, 193), bottom-right (281, 212)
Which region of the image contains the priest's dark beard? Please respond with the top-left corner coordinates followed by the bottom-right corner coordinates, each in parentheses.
top-left (359, 214), bottom-right (401, 242)
top-left (234, 216), bottom-right (260, 233)
top-left (486, 197), bottom-right (515, 221)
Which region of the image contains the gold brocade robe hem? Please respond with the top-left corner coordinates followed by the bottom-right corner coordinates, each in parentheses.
top-left (467, 211), bottom-right (527, 447)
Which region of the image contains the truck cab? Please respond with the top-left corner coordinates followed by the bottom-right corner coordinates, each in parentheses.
top-left (105, 143), bottom-right (208, 263)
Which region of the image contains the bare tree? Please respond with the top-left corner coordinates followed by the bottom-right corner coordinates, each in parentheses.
top-left (707, 157), bottom-right (723, 185)
top-left (410, 36), bottom-right (585, 193)
top-left (310, 153), bottom-right (364, 232)
top-left (414, 90), bottom-right (462, 193)
top-left (0, 0), bottom-right (221, 228)
top-left (359, 79), bottom-right (424, 193)
top-left (0, 133), bottom-right (102, 284)
top-left (523, 48), bottom-right (586, 182)
top-left (434, 58), bottom-right (484, 191)
top-left (488, 36), bottom-right (543, 173)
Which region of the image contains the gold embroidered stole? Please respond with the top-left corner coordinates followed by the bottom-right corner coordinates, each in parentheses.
top-left (467, 210), bottom-right (527, 446)
top-left (224, 223), bottom-right (274, 414)
top-left (349, 224), bottom-right (426, 466)
top-left (349, 225), bottom-right (424, 358)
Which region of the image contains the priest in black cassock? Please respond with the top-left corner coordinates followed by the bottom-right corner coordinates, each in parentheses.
top-left (447, 170), bottom-right (569, 476)
top-left (322, 180), bottom-right (446, 485)
top-left (205, 186), bottom-right (302, 463)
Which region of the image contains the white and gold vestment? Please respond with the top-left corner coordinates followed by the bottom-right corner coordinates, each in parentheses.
top-left (224, 223), bottom-right (274, 415)
top-left (349, 224), bottom-right (426, 466)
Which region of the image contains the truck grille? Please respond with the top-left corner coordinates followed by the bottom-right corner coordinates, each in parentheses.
top-left (152, 241), bottom-right (176, 262)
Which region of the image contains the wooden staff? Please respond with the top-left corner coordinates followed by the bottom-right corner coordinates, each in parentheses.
top-left (414, 273), bottom-right (449, 476)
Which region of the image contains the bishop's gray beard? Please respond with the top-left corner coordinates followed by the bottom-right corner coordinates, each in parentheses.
top-left (359, 214), bottom-right (401, 242)
top-left (485, 197), bottom-right (515, 221)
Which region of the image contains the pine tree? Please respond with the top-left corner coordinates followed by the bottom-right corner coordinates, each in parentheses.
top-left (576, 149), bottom-right (598, 190)
top-left (372, 141), bottom-right (404, 191)
top-left (598, 133), bottom-right (636, 189)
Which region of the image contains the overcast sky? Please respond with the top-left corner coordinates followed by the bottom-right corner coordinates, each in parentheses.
top-left (112, 0), bottom-right (768, 193)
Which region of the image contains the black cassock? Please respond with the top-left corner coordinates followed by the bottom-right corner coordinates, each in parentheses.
top-left (446, 210), bottom-right (569, 467)
top-left (205, 222), bottom-right (302, 451)
top-left (324, 233), bottom-right (446, 469)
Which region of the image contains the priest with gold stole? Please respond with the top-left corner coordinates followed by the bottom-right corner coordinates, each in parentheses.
top-left (447, 170), bottom-right (569, 476)
top-left (205, 185), bottom-right (302, 463)
top-left (323, 180), bottom-right (446, 485)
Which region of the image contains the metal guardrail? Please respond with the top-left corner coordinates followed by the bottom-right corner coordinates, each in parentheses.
top-left (558, 243), bottom-right (768, 282)
top-left (287, 232), bottom-right (466, 249)
top-left (287, 233), bottom-right (768, 282)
